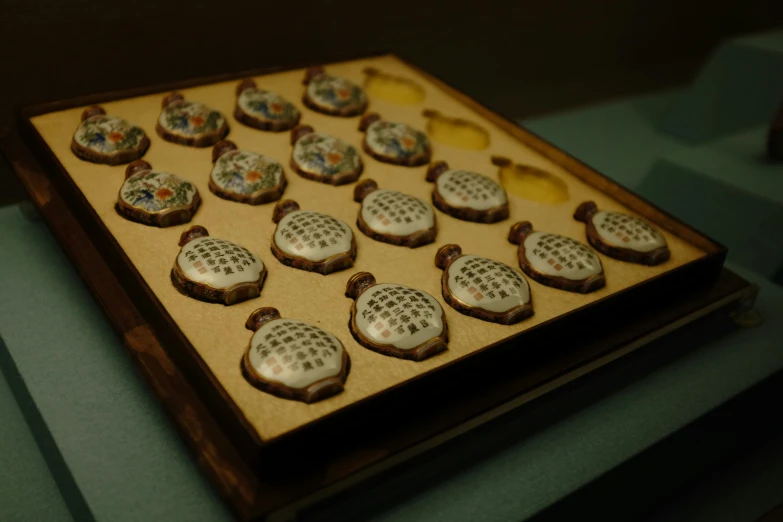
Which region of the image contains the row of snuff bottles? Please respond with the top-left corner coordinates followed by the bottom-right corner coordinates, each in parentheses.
top-left (170, 198), bottom-right (669, 307)
top-left (110, 132), bottom-right (511, 233)
top-left (70, 67), bottom-right (392, 164)
top-left (75, 104), bottom-right (431, 177)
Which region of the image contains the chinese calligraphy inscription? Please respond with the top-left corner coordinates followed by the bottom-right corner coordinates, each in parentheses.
top-left (346, 272), bottom-right (448, 361)
top-left (243, 307), bottom-right (350, 403)
top-left (574, 201), bottom-right (670, 265)
top-left (508, 221), bottom-right (605, 294)
top-left (171, 226), bottom-right (267, 305)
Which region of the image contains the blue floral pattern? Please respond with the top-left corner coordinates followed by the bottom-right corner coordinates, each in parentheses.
top-left (306, 75), bottom-right (366, 112)
top-left (292, 133), bottom-right (360, 177)
top-left (120, 170), bottom-right (196, 212)
top-left (211, 150), bottom-right (283, 195)
top-left (73, 115), bottom-right (145, 154)
top-left (238, 88), bottom-right (299, 123)
top-left (364, 120), bottom-right (429, 160)
top-left (159, 101), bottom-right (225, 136)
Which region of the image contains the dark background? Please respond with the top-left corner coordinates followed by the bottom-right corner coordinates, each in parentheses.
top-left (2, 1), bottom-right (783, 204)
top-left (2, 1), bottom-right (783, 125)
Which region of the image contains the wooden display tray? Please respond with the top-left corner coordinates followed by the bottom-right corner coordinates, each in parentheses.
top-left (3, 54), bottom-right (756, 521)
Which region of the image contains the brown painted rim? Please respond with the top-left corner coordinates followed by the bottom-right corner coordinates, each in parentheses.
top-left (208, 172), bottom-right (287, 206)
top-left (431, 189), bottom-right (509, 224)
top-left (155, 121), bottom-right (230, 148)
top-left (302, 93), bottom-right (368, 117)
top-left (515, 235), bottom-right (606, 294)
top-left (270, 235), bottom-right (357, 275)
top-left (70, 134), bottom-right (150, 166)
top-left (577, 208), bottom-right (671, 266)
top-left (288, 155), bottom-right (363, 186)
top-left (361, 139), bottom-right (431, 167)
top-left (115, 189), bottom-right (201, 228)
top-left (355, 212), bottom-right (437, 248)
top-left (233, 105), bottom-right (301, 132)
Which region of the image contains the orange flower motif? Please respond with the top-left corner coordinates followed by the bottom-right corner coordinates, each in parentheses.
top-left (156, 187), bottom-right (174, 200)
top-left (401, 136), bottom-right (415, 148)
top-left (326, 152), bottom-right (343, 165)
top-left (337, 89), bottom-right (350, 99)
top-left (270, 102), bottom-right (283, 113)
top-left (245, 170), bottom-right (262, 182)
top-left (190, 115), bottom-right (205, 127)
top-left (108, 132), bottom-right (124, 143)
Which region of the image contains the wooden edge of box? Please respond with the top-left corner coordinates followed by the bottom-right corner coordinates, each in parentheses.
top-left (1, 120), bottom-right (754, 520)
top-left (6, 53), bottom-right (740, 516)
top-left (12, 53), bottom-right (730, 448)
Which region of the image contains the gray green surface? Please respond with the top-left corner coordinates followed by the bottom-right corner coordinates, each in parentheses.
top-left (639, 154), bottom-right (783, 281)
top-left (0, 344), bottom-right (71, 522)
top-left (658, 30), bottom-right (783, 143)
top-left (527, 93), bottom-right (783, 282)
top-left (0, 205), bottom-right (229, 522)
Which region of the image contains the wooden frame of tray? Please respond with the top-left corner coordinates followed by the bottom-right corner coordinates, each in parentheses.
top-left (2, 52), bottom-right (758, 521)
